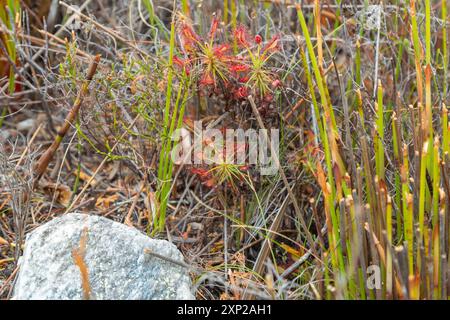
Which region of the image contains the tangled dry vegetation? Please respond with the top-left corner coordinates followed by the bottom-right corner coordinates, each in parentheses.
top-left (0, 0), bottom-right (449, 300)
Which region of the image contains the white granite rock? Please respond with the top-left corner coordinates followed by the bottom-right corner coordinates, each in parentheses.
top-left (13, 212), bottom-right (193, 300)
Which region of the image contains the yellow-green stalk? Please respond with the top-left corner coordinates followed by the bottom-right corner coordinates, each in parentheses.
top-left (300, 50), bottom-right (325, 144)
top-left (223, 0), bottom-right (228, 24)
top-left (386, 196), bottom-right (393, 298)
top-left (401, 143), bottom-right (414, 275)
top-left (181, 0), bottom-right (189, 16)
top-left (156, 16), bottom-right (177, 232)
top-left (442, 0), bottom-right (448, 100)
top-left (296, 4), bottom-right (336, 128)
top-left (0, 0), bottom-right (20, 127)
top-left (375, 81), bottom-right (385, 181)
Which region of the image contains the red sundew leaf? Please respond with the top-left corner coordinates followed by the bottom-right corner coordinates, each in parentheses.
top-left (235, 86), bottom-right (249, 99)
top-left (230, 64), bottom-right (249, 73)
top-left (190, 167), bottom-right (210, 178)
top-left (254, 34), bottom-right (263, 44)
top-left (209, 17), bottom-right (220, 41)
top-left (173, 56), bottom-right (185, 67)
top-left (173, 56), bottom-right (191, 75)
top-left (234, 25), bottom-right (250, 47)
top-left (262, 34), bottom-right (280, 55)
top-left (181, 23), bottom-right (199, 41)
top-left (200, 71), bottom-right (215, 86)
top-left (180, 23), bottom-right (199, 52)
top-left (213, 44), bottom-right (231, 59)
top-left (190, 167), bottom-right (218, 188)
top-left (239, 76), bottom-right (249, 83)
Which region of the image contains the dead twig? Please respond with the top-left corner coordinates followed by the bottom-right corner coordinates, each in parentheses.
top-left (143, 248), bottom-right (191, 270)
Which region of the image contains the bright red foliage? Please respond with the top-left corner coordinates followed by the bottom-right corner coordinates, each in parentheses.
top-left (176, 18), bottom-right (281, 99)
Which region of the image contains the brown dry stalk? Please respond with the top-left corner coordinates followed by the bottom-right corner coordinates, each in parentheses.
top-left (71, 227), bottom-right (91, 300)
top-left (34, 54), bottom-right (101, 184)
top-left (283, 98), bottom-right (304, 122)
top-left (143, 248), bottom-right (190, 269)
top-left (364, 223), bottom-right (404, 299)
